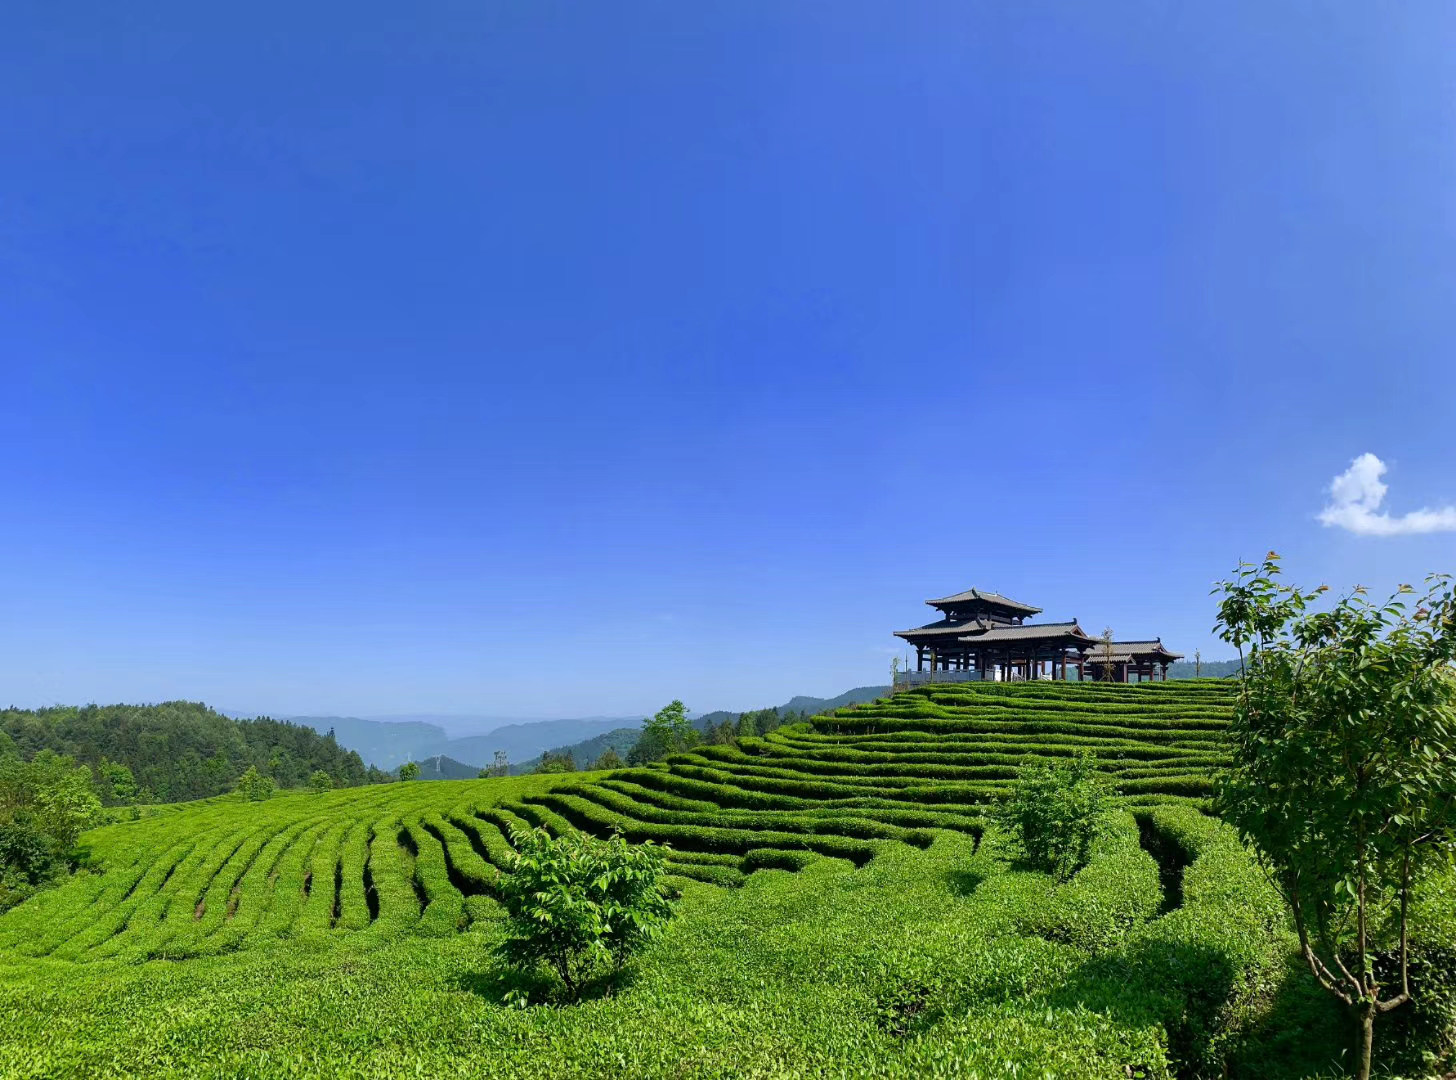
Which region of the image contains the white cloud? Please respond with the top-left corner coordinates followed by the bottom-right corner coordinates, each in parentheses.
top-left (1318, 453), bottom-right (1456, 537)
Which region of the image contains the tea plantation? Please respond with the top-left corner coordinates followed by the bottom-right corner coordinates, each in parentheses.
top-left (1, 680), bottom-right (1450, 1077)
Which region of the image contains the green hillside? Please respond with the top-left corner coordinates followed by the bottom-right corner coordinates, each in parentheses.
top-left (2, 681), bottom-right (1234, 951)
top-left (2, 679), bottom-right (1451, 1078)
top-left (517, 680), bottom-right (1232, 888)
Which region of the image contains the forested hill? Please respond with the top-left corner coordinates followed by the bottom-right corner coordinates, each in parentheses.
top-left (693, 685), bottom-right (892, 733)
top-left (0, 702), bottom-right (383, 804)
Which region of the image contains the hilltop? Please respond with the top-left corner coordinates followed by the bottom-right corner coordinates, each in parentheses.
top-left (3, 679), bottom-right (1449, 1078)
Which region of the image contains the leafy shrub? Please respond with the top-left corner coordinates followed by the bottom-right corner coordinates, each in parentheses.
top-left (497, 825), bottom-right (675, 1002)
top-left (234, 766), bottom-right (275, 801)
top-left (308, 770), bottom-right (333, 794)
top-left (398, 762), bottom-right (421, 782)
top-left (0, 815), bottom-right (57, 887)
top-left (993, 752), bottom-right (1107, 881)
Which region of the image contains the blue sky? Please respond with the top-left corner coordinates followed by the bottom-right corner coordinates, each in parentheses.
top-left (3, 2), bottom-right (1455, 719)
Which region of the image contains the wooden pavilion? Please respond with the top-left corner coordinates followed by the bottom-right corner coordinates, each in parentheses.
top-left (893, 588), bottom-right (1181, 684)
top-left (1082, 640), bottom-right (1182, 683)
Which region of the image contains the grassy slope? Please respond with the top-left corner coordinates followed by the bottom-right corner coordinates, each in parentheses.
top-left (0, 681), bottom-right (1390, 1078)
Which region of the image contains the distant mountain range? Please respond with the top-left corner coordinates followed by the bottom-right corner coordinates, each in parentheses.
top-left (416, 754), bottom-right (485, 780)
top-left (515, 686), bottom-right (896, 776)
top-left (259, 714), bottom-right (639, 772)
top-left (692, 686), bottom-right (891, 732)
top-left (243, 687), bottom-right (895, 774)
top-left (238, 671), bottom-right (1234, 778)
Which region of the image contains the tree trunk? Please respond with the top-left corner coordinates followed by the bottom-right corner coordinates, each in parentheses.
top-left (1357, 1000), bottom-right (1375, 1080)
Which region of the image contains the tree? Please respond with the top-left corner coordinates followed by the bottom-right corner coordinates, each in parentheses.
top-left (0, 751), bottom-right (102, 912)
top-left (1213, 554), bottom-right (1456, 1080)
top-left (643, 700), bottom-right (696, 752)
top-left (628, 701), bottom-right (698, 764)
top-left (1193, 648), bottom-right (1203, 678)
top-left (235, 765), bottom-right (275, 801)
top-left (592, 748), bottom-right (623, 771)
top-left (308, 770), bottom-right (333, 794)
top-left (97, 760), bottom-right (137, 803)
top-left (535, 751), bottom-right (575, 774)
top-left (992, 752), bottom-right (1107, 881)
top-left (736, 712), bottom-right (760, 739)
top-left (398, 761), bottom-right (421, 782)
top-left (1098, 627), bottom-right (1118, 682)
top-left (496, 825), bottom-right (675, 1002)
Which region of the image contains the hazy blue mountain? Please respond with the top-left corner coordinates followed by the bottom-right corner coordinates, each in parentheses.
top-left (263, 688), bottom-right (896, 774)
top-left (414, 754), bottom-right (483, 780)
top-left (515, 726), bottom-right (642, 775)
top-left (430, 718), bottom-right (636, 772)
top-left (361, 713), bottom-right (636, 738)
top-left (271, 714), bottom-right (637, 771)
top-left (273, 715), bottom-right (453, 772)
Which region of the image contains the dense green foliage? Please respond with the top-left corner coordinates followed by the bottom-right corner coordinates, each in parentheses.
top-left (496, 825), bottom-right (674, 1001)
top-left (533, 751), bottom-right (576, 774)
top-left (0, 702), bottom-right (385, 803)
top-left (0, 680), bottom-right (1451, 1076)
top-left (627, 700), bottom-right (700, 765)
top-left (235, 765), bottom-right (276, 802)
top-left (1215, 556), bottom-right (1456, 1079)
top-left (398, 762), bottom-right (421, 782)
top-left (702, 706), bottom-right (811, 744)
top-left (0, 748), bottom-right (101, 912)
top-left (994, 752), bottom-right (1108, 880)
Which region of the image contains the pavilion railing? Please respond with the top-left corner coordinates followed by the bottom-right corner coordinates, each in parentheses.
top-left (893, 669), bottom-right (1060, 691)
top-left (892, 670), bottom-right (985, 690)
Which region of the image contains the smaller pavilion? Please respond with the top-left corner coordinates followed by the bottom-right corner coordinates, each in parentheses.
top-left (1082, 640), bottom-right (1182, 683)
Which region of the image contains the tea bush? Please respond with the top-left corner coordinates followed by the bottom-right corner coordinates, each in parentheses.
top-left (496, 825), bottom-right (674, 1002)
top-left (993, 751), bottom-right (1109, 880)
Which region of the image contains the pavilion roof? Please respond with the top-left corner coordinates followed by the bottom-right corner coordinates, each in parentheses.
top-left (1088, 639), bottom-right (1184, 662)
top-left (893, 618), bottom-right (985, 640)
top-left (925, 588), bottom-right (1042, 615)
top-left (957, 620), bottom-right (1096, 645)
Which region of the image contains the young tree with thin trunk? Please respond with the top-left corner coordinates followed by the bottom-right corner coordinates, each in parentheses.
top-left (1214, 554), bottom-right (1456, 1080)
top-left (1098, 627), bottom-right (1118, 682)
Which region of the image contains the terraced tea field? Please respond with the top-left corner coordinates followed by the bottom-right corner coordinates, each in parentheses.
top-left (12, 677), bottom-right (1446, 1078)
top-left (529, 679), bottom-right (1232, 887)
top-left (0, 681), bottom-right (1232, 961)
